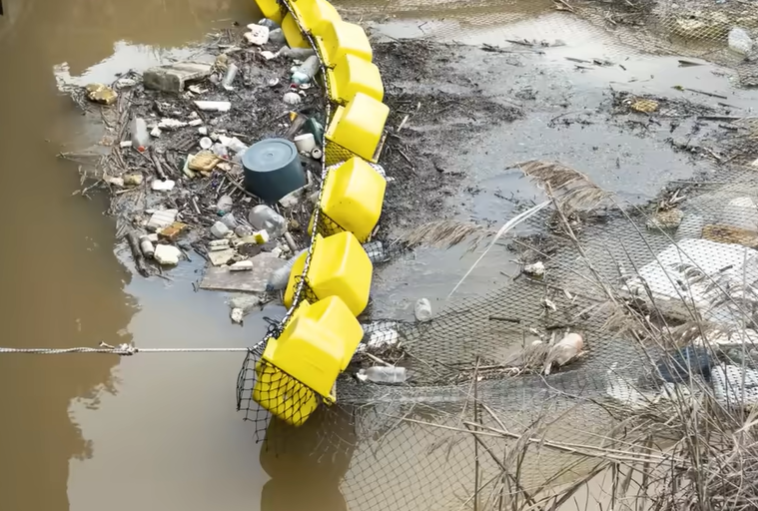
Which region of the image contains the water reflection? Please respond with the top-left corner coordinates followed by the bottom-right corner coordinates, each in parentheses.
top-left (261, 408), bottom-right (356, 511)
top-left (0, 0), bottom-right (254, 509)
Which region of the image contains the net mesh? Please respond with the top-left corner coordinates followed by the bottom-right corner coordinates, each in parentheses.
top-left (237, 0), bottom-right (758, 509)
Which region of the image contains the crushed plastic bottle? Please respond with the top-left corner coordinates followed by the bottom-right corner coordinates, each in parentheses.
top-left (266, 247), bottom-right (308, 291)
top-left (248, 205), bottom-right (286, 238)
top-left (131, 117), bottom-right (150, 152)
top-left (291, 56), bottom-right (320, 85)
top-left (362, 366), bottom-right (407, 384)
top-left (728, 27), bottom-right (753, 56)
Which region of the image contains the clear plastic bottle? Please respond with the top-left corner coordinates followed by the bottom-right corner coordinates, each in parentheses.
top-left (248, 205), bottom-right (286, 238)
top-left (291, 56), bottom-right (321, 85)
top-left (266, 247), bottom-right (308, 291)
top-left (364, 366), bottom-right (407, 384)
top-left (131, 117), bottom-right (150, 152)
top-left (221, 63), bottom-right (238, 90)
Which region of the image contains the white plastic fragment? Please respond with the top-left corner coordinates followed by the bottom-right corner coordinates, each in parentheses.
top-left (728, 27), bottom-right (753, 56)
top-left (231, 308), bottom-right (244, 325)
top-left (230, 260), bottom-right (254, 272)
top-left (198, 127), bottom-right (208, 136)
top-left (244, 25), bottom-right (270, 46)
top-left (150, 126), bottom-right (162, 138)
top-left (154, 245), bottom-right (182, 266)
top-left (414, 298), bottom-right (433, 322)
top-left (104, 176), bottom-right (124, 187)
top-left (147, 209), bottom-right (178, 231)
top-left (200, 137), bottom-right (213, 150)
top-left (151, 179), bottom-right (176, 192)
top-left (368, 329), bottom-right (399, 350)
top-left (119, 140), bottom-right (133, 148)
top-left (194, 100), bottom-right (231, 112)
top-left (261, 51), bottom-right (277, 61)
top-left (158, 118), bottom-right (187, 130)
top-left (524, 261), bottom-right (545, 277)
top-left (283, 92), bottom-right (302, 105)
top-left (188, 118), bottom-right (203, 127)
top-left (211, 221), bottom-right (230, 239)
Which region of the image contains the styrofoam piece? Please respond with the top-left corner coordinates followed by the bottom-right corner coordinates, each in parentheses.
top-left (623, 239), bottom-right (758, 324)
top-left (194, 101), bottom-right (231, 112)
top-left (712, 364), bottom-right (758, 407)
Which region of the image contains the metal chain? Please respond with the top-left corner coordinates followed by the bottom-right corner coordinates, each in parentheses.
top-left (0, 343), bottom-right (252, 356)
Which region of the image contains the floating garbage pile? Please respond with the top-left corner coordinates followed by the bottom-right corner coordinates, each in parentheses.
top-left (58, 23), bottom-right (339, 322)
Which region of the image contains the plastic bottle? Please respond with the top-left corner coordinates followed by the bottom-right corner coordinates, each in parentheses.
top-left (221, 63), bottom-right (238, 90)
top-left (364, 366), bottom-right (407, 384)
top-left (414, 298), bottom-right (433, 322)
top-left (216, 195), bottom-right (233, 215)
top-left (728, 27), bottom-right (753, 56)
top-left (266, 247), bottom-right (308, 291)
top-left (248, 205), bottom-right (286, 238)
top-left (131, 117), bottom-right (150, 152)
top-left (291, 56), bottom-right (321, 84)
top-left (277, 47), bottom-right (316, 60)
top-left (139, 236), bottom-right (155, 259)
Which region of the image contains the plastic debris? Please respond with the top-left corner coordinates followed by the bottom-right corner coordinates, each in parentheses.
top-left (119, 141), bottom-right (133, 148)
top-left (220, 213), bottom-right (237, 229)
top-left (188, 119), bottom-right (203, 127)
top-left (147, 209), bottom-right (178, 231)
top-left (283, 91), bottom-right (302, 105)
top-left (143, 62), bottom-right (212, 93)
top-left (292, 56), bottom-right (320, 85)
top-left (268, 28), bottom-right (286, 45)
top-left (414, 298), bottom-right (433, 322)
top-left (210, 221), bottom-right (230, 239)
top-left (360, 366), bottom-right (407, 384)
top-left (194, 100), bottom-right (231, 112)
top-left (198, 127), bottom-right (208, 136)
top-left (656, 346), bottom-right (712, 383)
top-left (131, 117), bottom-right (150, 152)
top-left (230, 308), bottom-right (244, 325)
top-left (208, 248), bottom-right (235, 266)
top-left (630, 98), bottom-right (659, 113)
top-left (139, 236), bottom-right (155, 258)
top-left (158, 222), bottom-right (188, 242)
top-left (216, 195), bottom-right (233, 215)
top-left (244, 25), bottom-right (270, 46)
top-left (188, 151), bottom-right (220, 172)
top-left (151, 179), bottom-right (175, 191)
top-left (248, 205), bottom-right (287, 238)
top-left (209, 239), bottom-right (230, 251)
top-left (728, 27), bottom-right (753, 56)
top-left (230, 260), bottom-right (254, 272)
top-left (523, 261), bottom-right (545, 278)
top-left (154, 245), bottom-right (182, 266)
top-left (150, 126), bottom-right (162, 138)
top-left (543, 333), bottom-right (584, 375)
top-left (199, 137), bottom-right (213, 150)
top-left (221, 63), bottom-right (239, 90)
top-left (266, 248), bottom-right (307, 291)
top-left (367, 329), bottom-right (399, 350)
top-left (85, 83), bottom-right (118, 105)
top-left (158, 118), bottom-right (187, 130)
top-left (311, 147), bottom-right (323, 160)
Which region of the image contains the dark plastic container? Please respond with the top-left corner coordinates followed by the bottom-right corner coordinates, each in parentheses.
top-left (242, 138), bottom-right (305, 203)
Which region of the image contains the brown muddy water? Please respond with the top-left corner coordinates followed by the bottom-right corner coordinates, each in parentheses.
top-left (0, 0), bottom-right (755, 510)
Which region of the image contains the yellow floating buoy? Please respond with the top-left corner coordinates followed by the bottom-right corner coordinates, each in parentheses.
top-left (326, 53), bottom-right (384, 106)
top-left (325, 92), bottom-right (389, 164)
top-left (290, 0), bottom-right (341, 36)
top-left (283, 232), bottom-right (373, 316)
top-left (281, 13), bottom-right (311, 49)
top-left (316, 20), bottom-right (373, 66)
top-left (311, 157), bottom-right (386, 242)
top-left (254, 0), bottom-right (285, 24)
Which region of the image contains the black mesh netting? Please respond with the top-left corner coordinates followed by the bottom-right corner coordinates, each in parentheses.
top-left (236, 0), bottom-right (758, 509)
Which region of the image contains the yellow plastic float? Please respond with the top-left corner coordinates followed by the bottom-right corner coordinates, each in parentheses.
top-left (281, 13), bottom-right (311, 48)
top-left (290, 0), bottom-right (341, 36)
top-left (253, 296), bottom-right (363, 425)
top-left (316, 20), bottom-right (373, 67)
top-left (325, 92), bottom-right (389, 165)
top-left (283, 232), bottom-right (372, 316)
top-left (326, 53), bottom-right (384, 105)
top-left (254, 0), bottom-right (285, 24)
top-left (311, 157), bottom-right (386, 242)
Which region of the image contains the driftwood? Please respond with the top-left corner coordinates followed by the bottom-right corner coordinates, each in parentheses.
top-left (126, 231), bottom-right (150, 277)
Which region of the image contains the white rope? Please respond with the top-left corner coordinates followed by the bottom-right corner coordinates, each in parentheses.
top-left (0, 342), bottom-right (253, 356)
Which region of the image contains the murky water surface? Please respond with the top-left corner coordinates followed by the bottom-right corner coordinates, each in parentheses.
top-left (0, 0), bottom-right (755, 510)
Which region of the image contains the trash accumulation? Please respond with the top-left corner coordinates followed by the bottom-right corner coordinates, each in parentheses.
top-left (57, 24), bottom-right (330, 317)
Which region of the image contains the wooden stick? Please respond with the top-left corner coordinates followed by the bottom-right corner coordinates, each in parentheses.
top-left (126, 231), bottom-right (150, 277)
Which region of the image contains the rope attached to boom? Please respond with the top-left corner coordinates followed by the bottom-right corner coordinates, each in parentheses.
top-left (0, 342), bottom-right (254, 355)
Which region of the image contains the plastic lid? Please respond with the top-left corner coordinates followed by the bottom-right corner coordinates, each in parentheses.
top-left (242, 138), bottom-right (298, 173)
